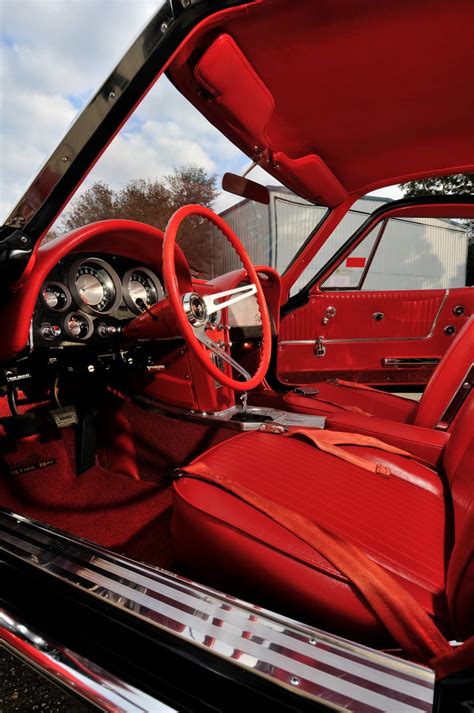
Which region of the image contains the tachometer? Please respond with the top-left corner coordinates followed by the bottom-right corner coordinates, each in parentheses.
top-left (123, 267), bottom-right (164, 314)
top-left (69, 258), bottom-right (121, 315)
top-left (41, 282), bottom-right (72, 312)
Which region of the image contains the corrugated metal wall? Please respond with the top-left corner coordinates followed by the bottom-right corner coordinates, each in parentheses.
top-left (217, 191), bottom-right (467, 293)
top-left (361, 217), bottom-right (467, 290)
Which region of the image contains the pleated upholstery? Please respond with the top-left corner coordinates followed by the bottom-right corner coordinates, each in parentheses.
top-left (172, 431), bottom-right (453, 644)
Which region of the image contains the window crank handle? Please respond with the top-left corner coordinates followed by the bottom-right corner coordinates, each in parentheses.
top-left (322, 306), bottom-right (336, 325)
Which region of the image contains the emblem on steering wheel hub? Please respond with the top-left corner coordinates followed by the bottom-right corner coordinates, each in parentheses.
top-left (183, 292), bottom-right (208, 326)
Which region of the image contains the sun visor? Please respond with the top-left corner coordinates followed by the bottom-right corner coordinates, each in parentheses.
top-left (273, 152), bottom-right (348, 207)
top-left (195, 34), bottom-right (347, 207)
top-left (195, 34), bottom-right (274, 150)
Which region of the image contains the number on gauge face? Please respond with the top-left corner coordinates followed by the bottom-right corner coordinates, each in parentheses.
top-left (70, 259), bottom-right (121, 315)
top-left (123, 267), bottom-right (164, 314)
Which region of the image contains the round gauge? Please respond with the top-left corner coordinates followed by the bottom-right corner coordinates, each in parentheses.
top-left (41, 282), bottom-right (71, 312)
top-left (64, 312), bottom-right (94, 340)
top-left (69, 258), bottom-right (122, 315)
top-left (122, 267), bottom-right (164, 314)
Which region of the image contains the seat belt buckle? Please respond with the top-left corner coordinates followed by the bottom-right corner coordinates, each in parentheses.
top-left (258, 423), bottom-right (287, 434)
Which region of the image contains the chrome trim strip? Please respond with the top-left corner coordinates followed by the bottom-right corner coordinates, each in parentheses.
top-left (0, 607), bottom-right (174, 712)
top-left (280, 291), bottom-right (449, 345)
top-left (0, 510), bottom-right (434, 712)
top-left (383, 358), bottom-right (440, 368)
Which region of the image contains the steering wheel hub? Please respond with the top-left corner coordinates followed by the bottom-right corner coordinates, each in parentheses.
top-left (183, 292), bottom-right (208, 326)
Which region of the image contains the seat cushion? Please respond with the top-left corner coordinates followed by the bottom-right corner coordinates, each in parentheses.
top-left (172, 431), bottom-right (452, 645)
top-left (284, 384), bottom-right (418, 422)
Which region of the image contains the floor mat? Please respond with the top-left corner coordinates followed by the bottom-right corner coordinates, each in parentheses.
top-left (0, 432), bottom-right (174, 568)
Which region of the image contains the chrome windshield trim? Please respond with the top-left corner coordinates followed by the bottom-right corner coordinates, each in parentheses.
top-left (3, 1), bottom-right (170, 233)
top-left (1, 1), bottom-right (249, 241)
top-left (0, 509), bottom-right (434, 712)
top-left (0, 607), bottom-right (174, 713)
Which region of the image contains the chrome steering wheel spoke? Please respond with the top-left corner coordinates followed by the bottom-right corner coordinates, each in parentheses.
top-left (193, 326), bottom-right (251, 382)
top-left (202, 284), bottom-right (257, 315)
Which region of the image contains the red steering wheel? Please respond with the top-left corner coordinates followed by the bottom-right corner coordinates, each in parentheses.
top-left (162, 204), bottom-right (272, 391)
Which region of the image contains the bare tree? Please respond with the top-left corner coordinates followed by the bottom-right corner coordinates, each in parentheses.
top-left (59, 165), bottom-right (219, 275)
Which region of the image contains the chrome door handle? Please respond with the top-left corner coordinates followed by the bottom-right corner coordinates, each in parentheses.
top-left (321, 306), bottom-right (336, 325)
top-left (314, 336), bottom-right (326, 357)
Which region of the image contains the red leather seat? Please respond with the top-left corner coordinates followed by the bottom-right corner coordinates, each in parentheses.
top-left (172, 395), bottom-right (473, 647)
top-left (283, 315), bottom-right (474, 429)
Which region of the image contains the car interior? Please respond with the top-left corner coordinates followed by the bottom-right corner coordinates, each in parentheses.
top-left (0, 0), bottom-right (473, 680)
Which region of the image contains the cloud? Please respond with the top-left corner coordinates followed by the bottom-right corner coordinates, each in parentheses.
top-left (1, 0), bottom-right (402, 228)
top-left (0, 0), bottom-right (162, 220)
top-left (0, 0), bottom-right (251, 224)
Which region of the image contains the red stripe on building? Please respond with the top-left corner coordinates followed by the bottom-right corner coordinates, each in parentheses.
top-left (346, 257), bottom-right (366, 268)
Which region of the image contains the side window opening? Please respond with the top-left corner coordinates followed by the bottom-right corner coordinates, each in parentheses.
top-left (321, 214), bottom-right (469, 292)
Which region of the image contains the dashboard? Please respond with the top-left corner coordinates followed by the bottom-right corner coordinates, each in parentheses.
top-left (32, 253), bottom-right (165, 348)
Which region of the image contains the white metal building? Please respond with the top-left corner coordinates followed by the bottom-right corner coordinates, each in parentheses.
top-left (214, 189), bottom-right (468, 295)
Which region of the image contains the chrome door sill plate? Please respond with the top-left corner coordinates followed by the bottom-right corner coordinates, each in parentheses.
top-left (137, 397), bottom-right (326, 431)
top-left (0, 509), bottom-right (434, 712)
top-left (1, 608), bottom-right (174, 713)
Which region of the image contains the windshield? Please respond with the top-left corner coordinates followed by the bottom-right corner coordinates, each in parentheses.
top-left (0, 0), bottom-right (163, 224)
top-left (47, 73), bottom-right (327, 280)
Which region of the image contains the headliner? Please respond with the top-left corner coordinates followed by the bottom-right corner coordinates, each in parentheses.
top-left (169, 0), bottom-right (474, 205)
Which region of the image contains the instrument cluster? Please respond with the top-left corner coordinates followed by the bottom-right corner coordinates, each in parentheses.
top-left (33, 254), bottom-right (165, 347)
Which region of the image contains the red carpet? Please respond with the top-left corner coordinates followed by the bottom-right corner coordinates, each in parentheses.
top-left (0, 395), bottom-right (234, 568)
top-left (0, 430), bottom-right (174, 567)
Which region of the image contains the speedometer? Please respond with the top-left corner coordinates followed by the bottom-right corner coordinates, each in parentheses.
top-left (123, 267), bottom-right (164, 314)
top-left (69, 258), bottom-right (121, 315)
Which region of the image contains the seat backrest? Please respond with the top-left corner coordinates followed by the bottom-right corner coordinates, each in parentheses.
top-left (415, 316), bottom-right (474, 429)
top-left (444, 390), bottom-right (474, 639)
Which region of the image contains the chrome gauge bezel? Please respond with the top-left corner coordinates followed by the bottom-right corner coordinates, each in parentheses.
top-left (122, 266), bottom-right (165, 314)
top-left (63, 311), bottom-right (94, 340)
top-left (69, 257), bottom-right (122, 315)
top-left (41, 281), bottom-right (72, 312)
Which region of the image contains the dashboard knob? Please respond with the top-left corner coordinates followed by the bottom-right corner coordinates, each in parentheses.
top-left (97, 323), bottom-right (117, 338)
top-left (40, 323), bottom-right (62, 340)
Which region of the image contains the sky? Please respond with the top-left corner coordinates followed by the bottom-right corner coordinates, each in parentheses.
top-left (0, 0), bottom-right (402, 225)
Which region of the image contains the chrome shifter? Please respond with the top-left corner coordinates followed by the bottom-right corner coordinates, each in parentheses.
top-left (240, 391), bottom-right (248, 412)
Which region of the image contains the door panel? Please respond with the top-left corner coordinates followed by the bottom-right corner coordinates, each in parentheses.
top-left (277, 287), bottom-right (473, 386)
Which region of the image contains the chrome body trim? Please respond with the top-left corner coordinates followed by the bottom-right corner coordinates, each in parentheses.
top-left (281, 290), bottom-right (449, 345)
top-left (0, 509), bottom-right (434, 712)
top-left (0, 607), bottom-right (173, 712)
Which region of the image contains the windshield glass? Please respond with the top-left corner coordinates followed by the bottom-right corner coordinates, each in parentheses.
top-left (48, 73), bottom-right (328, 279)
top-left (0, 0), bottom-right (162, 223)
